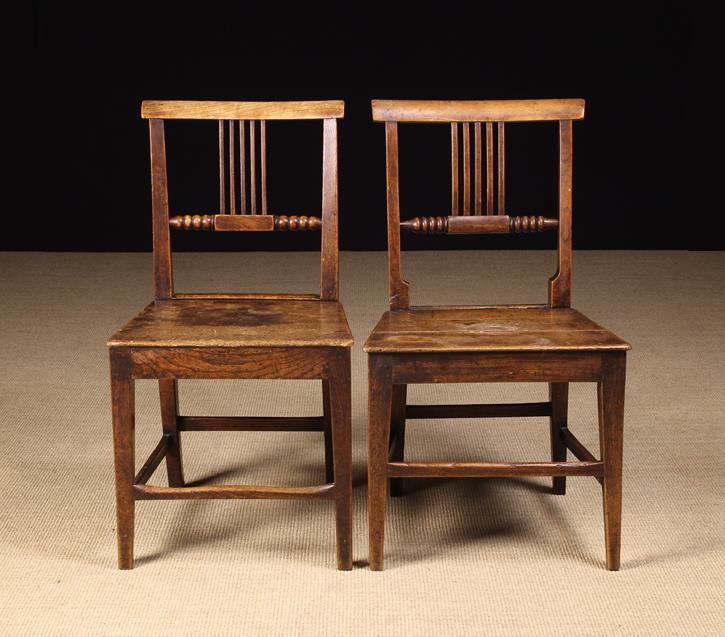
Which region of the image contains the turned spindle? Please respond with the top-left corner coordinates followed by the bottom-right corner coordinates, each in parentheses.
top-left (400, 216), bottom-right (449, 233)
top-left (274, 215), bottom-right (322, 231)
top-left (169, 215), bottom-right (215, 231)
top-left (509, 215), bottom-right (558, 233)
top-left (400, 214), bottom-right (559, 235)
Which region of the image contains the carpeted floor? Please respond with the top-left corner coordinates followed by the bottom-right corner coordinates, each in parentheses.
top-left (1, 251), bottom-right (723, 636)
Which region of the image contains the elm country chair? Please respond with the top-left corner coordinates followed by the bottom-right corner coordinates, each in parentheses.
top-left (107, 100), bottom-right (353, 570)
top-left (364, 99), bottom-right (631, 570)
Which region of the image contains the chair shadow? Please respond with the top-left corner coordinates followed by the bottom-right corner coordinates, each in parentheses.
top-left (136, 458), bottom-right (358, 568)
top-left (381, 475), bottom-right (605, 570)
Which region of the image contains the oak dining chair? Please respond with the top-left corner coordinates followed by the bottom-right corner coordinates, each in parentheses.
top-left (107, 100), bottom-right (353, 570)
top-left (364, 98), bottom-right (631, 570)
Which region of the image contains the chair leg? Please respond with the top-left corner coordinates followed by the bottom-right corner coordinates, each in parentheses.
top-left (598, 353), bottom-right (626, 571)
top-left (389, 384), bottom-right (407, 497)
top-left (368, 356), bottom-right (392, 571)
top-left (549, 382), bottom-right (569, 495)
top-left (159, 379), bottom-right (184, 487)
top-left (322, 379), bottom-right (334, 484)
top-left (111, 359), bottom-right (135, 569)
top-left (329, 352), bottom-right (353, 570)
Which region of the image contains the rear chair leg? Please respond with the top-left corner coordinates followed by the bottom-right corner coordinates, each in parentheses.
top-left (159, 379), bottom-right (184, 487)
top-left (111, 357), bottom-right (135, 569)
top-left (549, 382), bottom-right (569, 495)
top-left (322, 379), bottom-right (334, 484)
top-left (389, 384), bottom-right (407, 497)
top-left (368, 356), bottom-right (392, 571)
top-left (598, 353), bottom-right (626, 571)
top-left (329, 352), bottom-right (353, 570)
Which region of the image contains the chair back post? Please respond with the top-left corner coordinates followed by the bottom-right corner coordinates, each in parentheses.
top-left (385, 122), bottom-right (411, 309)
top-left (548, 119), bottom-right (573, 308)
top-left (372, 98), bottom-right (584, 310)
top-left (320, 118), bottom-right (340, 301)
top-left (149, 119), bottom-right (173, 300)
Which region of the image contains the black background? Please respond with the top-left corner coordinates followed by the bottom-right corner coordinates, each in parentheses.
top-left (3, 2), bottom-right (719, 251)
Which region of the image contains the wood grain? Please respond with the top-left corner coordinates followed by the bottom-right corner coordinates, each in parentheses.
top-left (474, 122), bottom-right (482, 214)
top-left (142, 100), bottom-right (345, 120)
top-left (451, 123), bottom-right (459, 215)
top-left (549, 119), bottom-right (573, 307)
top-left (149, 120), bottom-right (173, 299)
top-left (134, 483), bottom-right (335, 500)
top-left (364, 307), bottom-right (631, 353)
top-left (320, 118), bottom-right (339, 301)
top-left (372, 99), bottom-right (585, 122)
top-left (108, 300), bottom-right (353, 349)
top-left (178, 416), bottom-right (324, 432)
top-left (497, 122), bottom-right (505, 213)
top-left (387, 460), bottom-right (604, 478)
top-left (385, 122), bottom-right (410, 309)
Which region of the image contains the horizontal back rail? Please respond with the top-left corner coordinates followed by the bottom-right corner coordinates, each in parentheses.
top-left (372, 99), bottom-right (584, 122)
top-left (142, 100), bottom-right (345, 120)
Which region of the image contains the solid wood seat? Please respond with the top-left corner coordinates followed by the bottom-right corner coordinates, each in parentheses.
top-left (109, 299), bottom-right (353, 349)
top-left (365, 307), bottom-right (629, 353)
top-left (108, 100), bottom-right (353, 571)
top-left (366, 98), bottom-right (631, 572)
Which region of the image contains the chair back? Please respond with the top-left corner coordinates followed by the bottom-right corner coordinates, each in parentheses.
top-left (371, 98), bottom-right (584, 309)
top-left (142, 100), bottom-right (344, 301)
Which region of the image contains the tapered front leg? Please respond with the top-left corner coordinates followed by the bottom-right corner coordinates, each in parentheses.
top-left (598, 352), bottom-right (626, 571)
top-left (389, 384), bottom-right (407, 497)
top-left (322, 379), bottom-right (334, 484)
top-left (329, 351), bottom-right (352, 570)
top-left (111, 353), bottom-right (135, 569)
top-left (549, 382), bottom-right (569, 495)
top-left (159, 379), bottom-right (184, 487)
top-left (368, 355), bottom-right (393, 571)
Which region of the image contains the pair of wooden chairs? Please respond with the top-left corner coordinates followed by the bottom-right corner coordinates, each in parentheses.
top-left (108, 98), bottom-right (630, 572)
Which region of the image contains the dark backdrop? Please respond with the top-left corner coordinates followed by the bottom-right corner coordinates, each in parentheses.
top-left (3, 3), bottom-right (717, 251)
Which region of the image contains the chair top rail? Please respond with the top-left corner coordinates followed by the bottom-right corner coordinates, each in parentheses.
top-left (372, 98), bottom-right (584, 122)
top-left (142, 100), bottom-right (345, 120)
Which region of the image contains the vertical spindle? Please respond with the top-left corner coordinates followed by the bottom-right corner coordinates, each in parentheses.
top-left (261, 121), bottom-right (267, 214)
top-left (218, 120), bottom-right (226, 213)
top-left (497, 122), bottom-right (505, 214)
top-left (451, 123), bottom-right (459, 216)
top-left (228, 120), bottom-right (236, 213)
top-left (239, 120), bottom-right (247, 213)
top-left (250, 120), bottom-right (257, 214)
top-left (474, 122), bottom-right (482, 214)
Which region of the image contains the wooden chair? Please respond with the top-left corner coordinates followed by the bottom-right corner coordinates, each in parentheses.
top-left (107, 100), bottom-right (353, 570)
top-left (364, 99), bottom-right (631, 571)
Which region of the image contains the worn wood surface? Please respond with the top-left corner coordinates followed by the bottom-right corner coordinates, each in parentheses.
top-left (387, 460), bottom-right (604, 478)
top-left (599, 352), bottom-right (626, 570)
top-left (549, 119), bottom-right (573, 307)
top-left (364, 307), bottom-right (630, 353)
top-left (549, 382), bottom-right (569, 494)
top-left (372, 98), bottom-right (585, 122)
top-left (385, 122), bottom-right (410, 309)
top-left (142, 100), bottom-right (345, 120)
top-left (134, 483), bottom-right (335, 500)
top-left (400, 215), bottom-right (558, 234)
top-left (109, 300), bottom-right (353, 348)
top-left (149, 120), bottom-right (173, 299)
top-left (159, 379), bottom-right (183, 486)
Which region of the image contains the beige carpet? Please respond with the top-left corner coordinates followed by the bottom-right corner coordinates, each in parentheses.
top-left (1, 251), bottom-right (723, 636)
